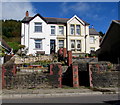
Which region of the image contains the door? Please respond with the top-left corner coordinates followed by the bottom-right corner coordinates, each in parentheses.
top-left (50, 40), bottom-right (55, 54)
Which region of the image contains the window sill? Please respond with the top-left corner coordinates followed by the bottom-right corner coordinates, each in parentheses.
top-left (34, 49), bottom-right (43, 50)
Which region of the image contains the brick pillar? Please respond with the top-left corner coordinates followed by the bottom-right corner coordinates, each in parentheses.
top-left (12, 65), bottom-right (17, 76)
top-left (58, 48), bottom-right (63, 55)
top-left (2, 66), bottom-right (6, 88)
top-left (57, 64), bottom-right (62, 88)
top-left (72, 63), bottom-right (79, 88)
top-left (63, 48), bottom-right (67, 58)
top-left (49, 63), bottom-right (62, 88)
top-left (50, 64), bottom-right (53, 75)
top-left (67, 51), bottom-right (72, 66)
top-left (89, 64), bottom-right (93, 88)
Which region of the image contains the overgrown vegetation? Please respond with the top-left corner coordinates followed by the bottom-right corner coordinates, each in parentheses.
top-left (2, 19), bottom-right (22, 53)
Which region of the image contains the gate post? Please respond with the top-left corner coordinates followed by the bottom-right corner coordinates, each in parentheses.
top-left (72, 63), bottom-right (79, 88)
top-left (67, 51), bottom-right (72, 66)
top-left (89, 64), bottom-right (93, 88)
top-left (49, 62), bottom-right (62, 88)
top-left (63, 48), bottom-right (67, 58)
top-left (2, 66), bottom-right (6, 88)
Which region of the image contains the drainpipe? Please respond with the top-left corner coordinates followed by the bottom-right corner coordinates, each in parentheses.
top-left (66, 23), bottom-right (68, 51)
top-left (84, 26), bottom-right (88, 54)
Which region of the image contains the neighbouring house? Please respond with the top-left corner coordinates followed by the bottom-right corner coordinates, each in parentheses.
top-left (21, 11), bottom-right (100, 55)
top-left (98, 20), bottom-right (120, 63)
top-left (0, 38), bottom-right (12, 64)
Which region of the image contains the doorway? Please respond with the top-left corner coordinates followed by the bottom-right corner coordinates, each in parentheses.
top-left (50, 40), bottom-right (55, 54)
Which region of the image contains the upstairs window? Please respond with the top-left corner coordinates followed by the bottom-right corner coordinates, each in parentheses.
top-left (59, 26), bottom-right (64, 35)
top-left (70, 24), bottom-right (75, 35)
top-left (35, 39), bottom-right (42, 49)
top-left (90, 36), bottom-right (95, 43)
top-left (51, 26), bottom-right (55, 35)
top-left (76, 25), bottom-right (81, 35)
top-left (34, 22), bottom-right (42, 32)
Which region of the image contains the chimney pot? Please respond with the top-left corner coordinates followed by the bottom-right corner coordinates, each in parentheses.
top-left (26, 11), bottom-right (29, 17)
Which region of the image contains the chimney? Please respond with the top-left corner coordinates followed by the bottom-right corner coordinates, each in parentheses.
top-left (26, 11), bottom-right (29, 17)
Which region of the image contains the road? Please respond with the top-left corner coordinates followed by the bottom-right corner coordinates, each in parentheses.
top-left (2, 94), bottom-right (120, 104)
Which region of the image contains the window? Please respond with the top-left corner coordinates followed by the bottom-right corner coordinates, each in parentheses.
top-left (51, 26), bottom-right (55, 35)
top-left (70, 24), bottom-right (75, 35)
top-left (59, 26), bottom-right (64, 35)
top-left (76, 25), bottom-right (81, 35)
top-left (76, 40), bottom-right (81, 51)
top-left (90, 47), bottom-right (95, 52)
top-left (35, 39), bottom-right (42, 49)
top-left (90, 36), bottom-right (95, 43)
top-left (59, 40), bottom-right (64, 48)
top-left (34, 22), bottom-right (42, 32)
top-left (71, 40), bottom-right (75, 51)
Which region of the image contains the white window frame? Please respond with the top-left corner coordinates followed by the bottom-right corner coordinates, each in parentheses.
top-left (70, 24), bottom-right (75, 35)
top-left (59, 40), bottom-right (64, 48)
top-left (90, 36), bottom-right (95, 44)
top-left (58, 26), bottom-right (64, 35)
top-left (76, 40), bottom-right (81, 51)
top-left (34, 22), bottom-right (42, 32)
top-left (35, 39), bottom-right (42, 50)
top-left (71, 40), bottom-right (75, 51)
top-left (76, 25), bottom-right (81, 35)
top-left (51, 26), bottom-right (56, 35)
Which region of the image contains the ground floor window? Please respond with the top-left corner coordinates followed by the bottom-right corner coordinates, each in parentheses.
top-left (71, 40), bottom-right (75, 51)
top-left (35, 39), bottom-right (42, 49)
top-left (71, 40), bottom-right (81, 51)
top-left (59, 40), bottom-right (64, 48)
top-left (90, 47), bottom-right (95, 52)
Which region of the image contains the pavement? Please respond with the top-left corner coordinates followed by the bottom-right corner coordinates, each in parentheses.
top-left (1, 87), bottom-right (119, 99)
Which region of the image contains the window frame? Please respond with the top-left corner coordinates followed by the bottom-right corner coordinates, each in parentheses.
top-left (58, 40), bottom-right (64, 48)
top-left (51, 26), bottom-right (56, 35)
top-left (58, 26), bottom-right (64, 35)
top-left (34, 39), bottom-right (42, 50)
top-left (76, 25), bottom-right (81, 35)
top-left (90, 36), bottom-right (95, 44)
top-left (76, 40), bottom-right (81, 51)
top-left (71, 40), bottom-right (75, 51)
top-left (70, 24), bottom-right (75, 35)
top-left (34, 22), bottom-right (42, 32)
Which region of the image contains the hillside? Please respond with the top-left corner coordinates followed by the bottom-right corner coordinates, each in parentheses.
top-left (2, 20), bottom-right (21, 53)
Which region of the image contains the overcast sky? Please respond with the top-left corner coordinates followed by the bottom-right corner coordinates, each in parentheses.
top-left (1, 1), bottom-right (119, 33)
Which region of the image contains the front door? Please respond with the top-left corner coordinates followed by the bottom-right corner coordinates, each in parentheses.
top-left (50, 40), bottom-right (55, 54)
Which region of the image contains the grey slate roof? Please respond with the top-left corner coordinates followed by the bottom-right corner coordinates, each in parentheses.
top-left (0, 38), bottom-right (11, 52)
top-left (89, 28), bottom-right (99, 36)
top-left (21, 13), bottom-right (89, 25)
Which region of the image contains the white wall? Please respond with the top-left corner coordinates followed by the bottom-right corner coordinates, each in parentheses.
top-left (21, 15), bottom-right (99, 55)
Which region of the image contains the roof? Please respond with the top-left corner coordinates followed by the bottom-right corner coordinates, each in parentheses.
top-left (89, 28), bottom-right (99, 35)
top-left (0, 38), bottom-right (11, 52)
top-left (100, 20), bottom-right (120, 47)
top-left (21, 13), bottom-right (89, 25)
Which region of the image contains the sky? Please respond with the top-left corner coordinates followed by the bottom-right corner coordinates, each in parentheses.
top-left (1, 1), bottom-right (119, 33)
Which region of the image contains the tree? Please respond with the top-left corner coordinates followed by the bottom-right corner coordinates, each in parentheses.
top-left (99, 31), bottom-right (105, 37)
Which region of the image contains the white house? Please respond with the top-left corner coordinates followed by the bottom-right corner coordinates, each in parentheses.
top-left (21, 11), bottom-right (100, 55)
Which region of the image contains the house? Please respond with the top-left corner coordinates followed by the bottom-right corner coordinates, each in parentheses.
top-left (21, 11), bottom-right (100, 55)
top-left (98, 20), bottom-right (120, 63)
top-left (0, 38), bottom-right (12, 64)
